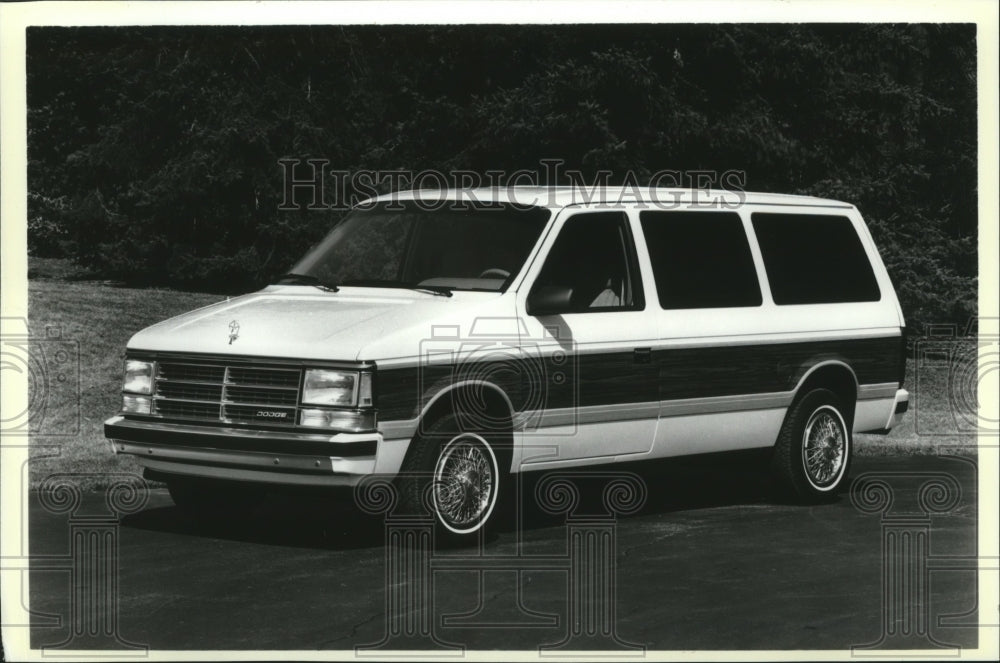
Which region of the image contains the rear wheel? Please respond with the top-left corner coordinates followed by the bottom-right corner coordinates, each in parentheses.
top-left (166, 477), bottom-right (265, 520)
top-left (771, 388), bottom-right (852, 501)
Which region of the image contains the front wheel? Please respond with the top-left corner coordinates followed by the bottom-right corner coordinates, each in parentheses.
top-left (397, 414), bottom-right (505, 543)
top-left (771, 388), bottom-right (852, 501)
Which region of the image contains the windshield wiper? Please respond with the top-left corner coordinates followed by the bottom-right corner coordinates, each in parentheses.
top-left (313, 277), bottom-right (453, 297)
top-left (276, 272), bottom-right (339, 292)
top-left (406, 285), bottom-right (453, 298)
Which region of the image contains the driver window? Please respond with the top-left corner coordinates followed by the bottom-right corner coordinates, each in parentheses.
top-left (532, 211), bottom-right (643, 312)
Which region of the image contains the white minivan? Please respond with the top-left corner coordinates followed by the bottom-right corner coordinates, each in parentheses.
top-left (105, 187), bottom-right (909, 539)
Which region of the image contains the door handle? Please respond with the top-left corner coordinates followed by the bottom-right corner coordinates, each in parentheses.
top-left (633, 347), bottom-right (652, 364)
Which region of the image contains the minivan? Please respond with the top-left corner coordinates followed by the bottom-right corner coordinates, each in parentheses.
top-left (105, 186), bottom-right (909, 540)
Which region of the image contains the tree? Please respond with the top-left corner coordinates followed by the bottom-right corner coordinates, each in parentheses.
top-left (27, 24), bottom-right (977, 331)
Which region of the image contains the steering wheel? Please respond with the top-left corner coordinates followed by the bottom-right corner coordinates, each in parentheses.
top-left (478, 268), bottom-right (511, 280)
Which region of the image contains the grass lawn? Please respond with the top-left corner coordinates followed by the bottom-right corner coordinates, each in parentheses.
top-left (25, 260), bottom-right (977, 489)
top-left (27, 271), bottom-right (223, 488)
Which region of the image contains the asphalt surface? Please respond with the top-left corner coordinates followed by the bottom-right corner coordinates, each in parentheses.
top-left (27, 454), bottom-right (979, 653)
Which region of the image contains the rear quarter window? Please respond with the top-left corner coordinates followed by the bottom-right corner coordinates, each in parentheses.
top-left (751, 213), bottom-right (881, 305)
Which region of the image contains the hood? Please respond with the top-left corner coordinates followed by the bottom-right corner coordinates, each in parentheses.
top-left (127, 285), bottom-right (513, 361)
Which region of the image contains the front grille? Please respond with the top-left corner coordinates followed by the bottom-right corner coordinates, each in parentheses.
top-left (228, 366), bottom-right (300, 388)
top-left (155, 399), bottom-right (221, 420)
top-left (158, 362), bottom-right (226, 383)
top-left (156, 381), bottom-right (224, 401)
top-left (152, 359), bottom-right (303, 427)
top-left (224, 384), bottom-right (298, 406)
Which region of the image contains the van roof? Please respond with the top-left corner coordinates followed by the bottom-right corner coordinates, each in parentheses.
top-left (367, 186), bottom-right (854, 209)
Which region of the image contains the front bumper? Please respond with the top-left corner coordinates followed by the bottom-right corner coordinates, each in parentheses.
top-left (104, 416), bottom-right (381, 487)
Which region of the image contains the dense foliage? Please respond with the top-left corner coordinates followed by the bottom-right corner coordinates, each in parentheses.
top-left (27, 24), bottom-right (977, 331)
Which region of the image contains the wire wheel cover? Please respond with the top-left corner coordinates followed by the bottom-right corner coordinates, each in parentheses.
top-left (433, 436), bottom-right (495, 530)
top-left (803, 407), bottom-right (846, 487)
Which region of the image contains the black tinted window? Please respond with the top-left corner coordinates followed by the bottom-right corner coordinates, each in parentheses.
top-left (640, 211), bottom-right (762, 309)
top-left (752, 213), bottom-right (880, 304)
top-left (532, 212), bottom-right (643, 312)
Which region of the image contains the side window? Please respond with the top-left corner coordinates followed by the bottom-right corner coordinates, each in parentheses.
top-left (532, 211), bottom-right (644, 312)
top-left (752, 213), bottom-right (881, 305)
top-left (639, 211), bottom-right (762, 309)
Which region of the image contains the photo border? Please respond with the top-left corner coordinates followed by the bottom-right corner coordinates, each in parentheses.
top-left (2, 1), bottom-right (997, 660)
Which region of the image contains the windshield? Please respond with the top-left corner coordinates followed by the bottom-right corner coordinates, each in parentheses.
top-left (283, 202), bottom-right (551, 292)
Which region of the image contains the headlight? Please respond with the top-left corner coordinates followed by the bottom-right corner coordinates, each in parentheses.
top-left (123, 359), bottom-right (155, 395)
top-left (302, 369), bottom-right (360, 406)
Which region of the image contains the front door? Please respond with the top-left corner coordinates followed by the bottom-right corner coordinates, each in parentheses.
top-left (514, 209), bottom-right (659, 466)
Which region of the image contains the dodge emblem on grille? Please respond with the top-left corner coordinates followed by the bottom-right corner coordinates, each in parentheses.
top-left (256, 410), bottom-right (287, 418)
top-left (228, 320), bottom-right (240, 345)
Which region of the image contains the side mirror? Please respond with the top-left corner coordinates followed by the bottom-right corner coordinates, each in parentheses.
top-left (527, 285), bottom-right (574, 316)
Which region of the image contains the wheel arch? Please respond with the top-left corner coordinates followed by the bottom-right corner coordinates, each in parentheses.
top-left (406, 380), bottom-right (517, 473)
top-left (789, 360), bottom-right (859, 426)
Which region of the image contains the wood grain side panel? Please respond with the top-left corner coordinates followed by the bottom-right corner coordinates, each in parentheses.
top-left (656, 336), bottom-right (900, 400)
top-left (376, 335), bottom-right (902, 421)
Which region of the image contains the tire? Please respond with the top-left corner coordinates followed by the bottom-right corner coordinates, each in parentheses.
top-left (166, 477), bottom-right (266, 520)
top-left (771, 388), bottom-right (852, 502)
top-left (396, 413), bottom-right (508, 544)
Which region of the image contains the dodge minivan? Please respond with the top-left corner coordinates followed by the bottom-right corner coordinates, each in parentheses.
top-left (105, 187), bottom-right (909, 539)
